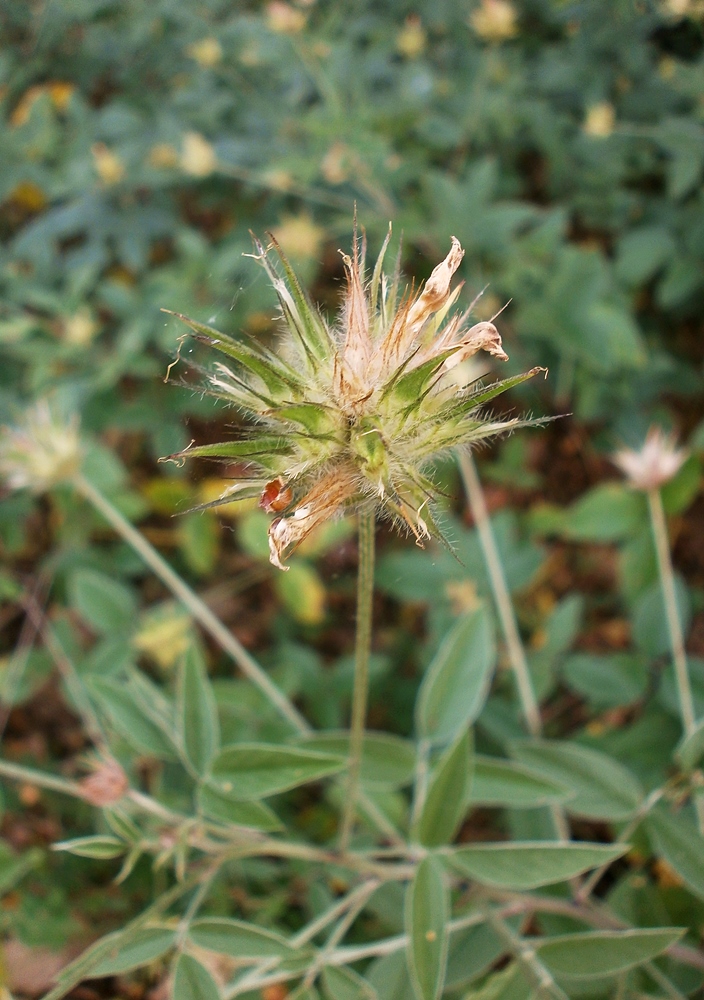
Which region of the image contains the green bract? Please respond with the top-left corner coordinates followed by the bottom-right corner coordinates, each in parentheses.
top-left (165, 229), bottom-right (543, 568)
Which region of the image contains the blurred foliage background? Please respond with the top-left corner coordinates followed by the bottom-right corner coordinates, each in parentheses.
top-left (2, 0), bottom-right (704, 995)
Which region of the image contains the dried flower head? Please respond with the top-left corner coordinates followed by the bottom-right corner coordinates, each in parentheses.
top-left (163, 227), bottom-right (544, 568)
top-left (78, 758), bottom-right (129, 807)
top-left (0, 402), bottom-right (82, 493)
top-left (613, 426), bottom-right (688, 492)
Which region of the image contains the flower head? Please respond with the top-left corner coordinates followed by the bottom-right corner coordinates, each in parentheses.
top-left (0, 402), bottom-right (82, 493)
top-left (613, 427), bottom-right (688, 492)
top-left (164, 227), bottom-right (544, 568)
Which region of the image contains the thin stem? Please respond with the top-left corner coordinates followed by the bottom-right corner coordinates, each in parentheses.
top-left (0, 758), bottom-right (84, 797)
top-left (302, 879), bottom-right (379, 989)
top-left (485, 910), bottom-right (569, 1000)
top-left (75, 474), bottom-right (310, 736)
top-left (647, 488), bottom-right (704, 832)
top-left (339, 507), bottom-right (376, 852)
top-left (458, 452), bottom-right (542, 737)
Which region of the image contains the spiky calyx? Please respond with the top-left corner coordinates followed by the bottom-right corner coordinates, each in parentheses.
top-left (164, 228), bottom-right (544, 568)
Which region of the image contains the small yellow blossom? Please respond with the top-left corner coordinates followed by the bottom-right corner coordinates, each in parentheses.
top-left (10, 82), bottom-right (74, 127)
top-left (470, 0), bottom-right (518, 42)
top-left (613, 427), bottom-right (688, 492)
top-left (148, 143), bottom-right (179, 169)
top-left (583, 102), bottom-right (616, 138)
top-left (266, 2), bottom-right (306, 33)
top-left (186, 37), bottom-right (223, 67)
top-left (262, 169), bottom-right (294, 192)
top-left (321, 142), bottom-right (349, 185)
top-left (271, 214), bottom-right (325, 261)
top-left (396, 15), bottom-right (427, 59)
top-left (92, 143), bottom-right (126, 185)
top-left (63, 308), bottom-right (98, 347)
top-left (181, 132), bottom-right (217, 177)
top-left (7, 181), bottom-right (47, 213)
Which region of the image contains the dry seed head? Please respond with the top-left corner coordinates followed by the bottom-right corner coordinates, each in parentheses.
top-left (613, 426), bottom-right (688, 492)
top-left (163, 225), bottom-right (545, 568)
top-left (0, 402), bottom-right (82, 493)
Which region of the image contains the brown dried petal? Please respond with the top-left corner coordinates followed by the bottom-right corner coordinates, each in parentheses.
top-left (78, 758), bottom-right (129, 807)
top-left (268, 466), bottom-right (358, 569)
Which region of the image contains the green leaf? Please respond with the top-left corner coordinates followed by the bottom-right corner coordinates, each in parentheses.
top-left (366, 951), bottom-right (413, 1000)
top-left (197, 783), bottom-right (283, 831)
top-left (321, 965), bottom-right (378, 1000)
top-left (509, 740), bottom-right (644, 820)
top-left (297, 731), bottom-right (415, 788)
top-left (405, 855), bottom-right (449, 1000)
top-left (88, 927), bottom-right (176, 976)
top-left (461, 963), bottom-right (532, 1000)
top-left (445, 921), bottom-right (511, 990)
top-left (178, 644), bottom-right (219, 775)
top-left (470, 756), bottom-right (571, 809)
top-left (562, 653), bottom-right (648, 708)
top-left (446, 842), bottom-right (627, 889)
top-left (616, 226), bottom-right (676, 286)
top-left (173, 954), bottom-right (221, 1000)
top-left (0, 846), bottom-right (42, 895)
top-left (675, 718), bottom-right (704, 772)
top-left (209, 743), bottom-right (346, 799)
top-left (647, 805), bottom-right (704, 901)
top-left (53, 836), bottom-right (127, 859)
top-left (416, 608), bottom-right (496, 744)
top-left (537, 928), bottom-right (684, 979)
top-left (632, 576), bottom-right (691, 658)
top-left (189, 918), bottom-right (297, 959)
top-left (89, 676), bottom-right (178, 759)
top-left (69, 569), bottom-right (137, 635)
top-left (558, 485), bottom-right (645, 543)
top-left (416, 729), bottom-right (473, 847)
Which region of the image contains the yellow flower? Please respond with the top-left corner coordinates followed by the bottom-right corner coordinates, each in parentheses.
top-left (92, 143), bottom-right (125, 185)
top-left (271, 214), bottom-right (326, 261)
top-left (266, 2), bottom-right (306, 33)
top-left (180, 132), bottom-right (217, 177)
top-left (396, 15), bottom-right (427, 59)
top-left (148, 143), bottom-right (179, 169)
top-left (470, 0), bottom-right (518, 42)
top-left (583, 102), bottom-right (616, 138)
top-left (186, 37), bottom-right (223, 67)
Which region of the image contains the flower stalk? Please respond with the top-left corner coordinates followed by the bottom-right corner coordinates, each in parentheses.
top-left (339, 506), bottom-right (376, 852)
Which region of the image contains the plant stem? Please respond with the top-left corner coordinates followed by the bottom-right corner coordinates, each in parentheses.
top-left (485, 910), bottom-right (569, 1000)
top-left (647, 487), bottom-right (704, 832)
top-left (0, 758), bottom-right (83, 797)
top-left (339, 506), bottom-right (376, 853)
top-left (459, 452), bottom-right (571, 842)
top-left (75, 473), bottom-right (310, 736)
top-left (458, 452), bottom-right (542, 737)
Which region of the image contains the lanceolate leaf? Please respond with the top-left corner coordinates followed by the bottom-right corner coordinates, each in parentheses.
top-left (178, 644), bottom-right (219, 775)
top-left (442, 367), bottom-right (546, 419)
top-left (189, 918), bottom-right (297, 959)
top-left (88, 927), bottom-right (176, 977)
top-left (405, 855), bottom-right (449, 1000)
top-left (53, 836), bottom-right (126, 860)
top-left (470, 756), bottom-right (572, 809)
top-left (416, 608), bottom-right (496, 744)
top-left (197, 783), bottom-right (283, 830)
top-left (536, 928), bottom-right (685, 979)
top-left (321, 965), bottom-right (378, 1000)
top-left (415, 729), bottom-right (473, 846)
top-left (173, 954), bottom-right (221, 1000)
top-left (89, 676), bottom-right (178, 760)
top-left (296, 731), bottom-right (415, 788)
top-left (509, 740), bottom-right (643, 820)
top-left (209, 743), bottom-right (346, 799)
top-left (445, 841), bottom-right (627, 889)
top-left (647, 805), bottom-right (704, 901)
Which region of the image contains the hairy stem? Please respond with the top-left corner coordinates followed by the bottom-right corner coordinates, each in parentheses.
top-left (648, 487), bottom-right (704, 832)
top-left (458, 452), bottom-right (541, 737)
top-left (75, 474), bottom-right (310, 735)
top-left (339, 507), bottom-right (376, 852)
